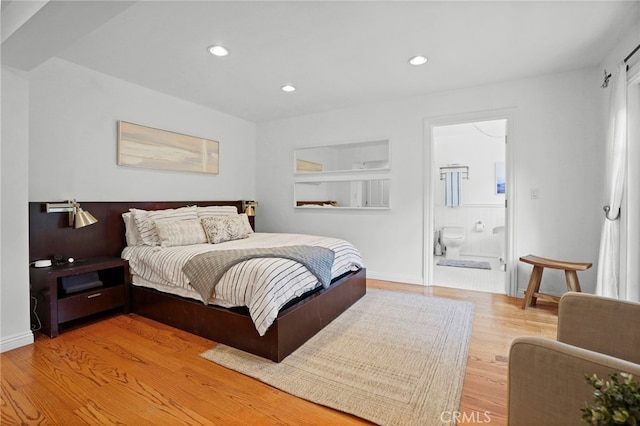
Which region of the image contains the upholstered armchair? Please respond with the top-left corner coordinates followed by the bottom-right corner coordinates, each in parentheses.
top-left (508, 292), bottom-right (640, 425)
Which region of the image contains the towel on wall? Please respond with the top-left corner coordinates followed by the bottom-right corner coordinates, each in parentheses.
top-left (445, 171), bottom-right (462, 207)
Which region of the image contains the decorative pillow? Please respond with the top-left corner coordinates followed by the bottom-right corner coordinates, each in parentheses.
top-left (196, 205), bottom-right (238, 217)
top-left (201, 215), bottom-right (249, 244)
top-left (122, 212), bottom-right (143, 246)
top-left (131, 206), bottom-right (198, 246)
top-left (238, 213), bottom-right (254, 234)
top-left (155, 219), bottom-right (207, 248)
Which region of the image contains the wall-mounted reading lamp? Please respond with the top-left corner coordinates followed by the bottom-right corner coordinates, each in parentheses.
top-left (45, 200), bottom-right (98, 229)
top-left (242, 200), bottom-right (258, 217)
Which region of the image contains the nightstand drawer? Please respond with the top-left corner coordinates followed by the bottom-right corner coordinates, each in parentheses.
top-left (58, 285), bottom-right (125, 323)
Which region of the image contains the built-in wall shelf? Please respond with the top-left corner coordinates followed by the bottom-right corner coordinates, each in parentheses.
top-left (293, 139), bottom-right (391, 209)
top-left (294, 139), bottom-right (390, 175)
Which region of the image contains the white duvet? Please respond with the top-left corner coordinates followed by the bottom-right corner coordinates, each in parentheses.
top-left (122, 232), bottom-right (363, 335)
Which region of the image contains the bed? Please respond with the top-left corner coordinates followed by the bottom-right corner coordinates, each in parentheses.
top-left (28, 200), bottom-right (367, 362)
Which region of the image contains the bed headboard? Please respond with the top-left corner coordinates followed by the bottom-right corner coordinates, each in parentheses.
top-left (28, 200), bottom-right (246, 262)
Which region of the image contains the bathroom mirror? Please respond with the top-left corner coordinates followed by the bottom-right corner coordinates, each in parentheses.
top-left (295, 179), bottom-right (390, 209)
top-left (294, 139), bottom-right (390, 174)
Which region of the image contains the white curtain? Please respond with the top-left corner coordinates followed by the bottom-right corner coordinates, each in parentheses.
top-left (625, 63), bottom-right (640, 301)
top-left (596, 62), bottom-right (628, 298)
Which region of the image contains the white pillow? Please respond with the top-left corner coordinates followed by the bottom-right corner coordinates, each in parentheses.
top-left (201, 215), bottom-right (249, 244)
top-left (155, 219), bottom-right (207, 248)
top-left (196, 205), bottom-right (238, 217)
top-left (238, 213), bottom-right (254, 234)
top-left (122, 212), bottom-right (143, 246)
top-left (131, 206), bottom-right (198, 246)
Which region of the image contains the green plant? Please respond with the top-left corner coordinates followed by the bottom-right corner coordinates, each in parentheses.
top-left (582, 373), bottom-right (640, 425)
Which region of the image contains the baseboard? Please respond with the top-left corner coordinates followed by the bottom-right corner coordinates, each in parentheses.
top-left (366, 271), bottom-right (424, 286)
top-left (459, 251), bottom-right (500, 258)
top-left (1, 330), bottom-right (34, 353)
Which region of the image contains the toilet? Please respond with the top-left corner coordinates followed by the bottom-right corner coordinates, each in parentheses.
top-left (441, 226), bottom-right (465, 259)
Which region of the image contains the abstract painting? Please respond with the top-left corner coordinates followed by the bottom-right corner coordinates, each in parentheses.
top-left (117, 121), bottom-right (219, 174)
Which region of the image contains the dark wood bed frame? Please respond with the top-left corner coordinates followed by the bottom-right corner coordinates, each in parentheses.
top-left (29, 200), bottom-right (366, 362)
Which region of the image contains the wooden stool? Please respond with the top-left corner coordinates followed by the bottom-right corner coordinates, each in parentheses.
top-left (520, 255), bottom-right (592, 310)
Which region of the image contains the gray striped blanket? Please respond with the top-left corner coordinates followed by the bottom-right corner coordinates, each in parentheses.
top-left (183, 245), bottom-right (335, 303)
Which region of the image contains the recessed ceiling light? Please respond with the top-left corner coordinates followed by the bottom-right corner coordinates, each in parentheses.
top-left (408, 55), bottom-right (428, 66)
top-left (281, 84), bottom-right (296, 92)
top-left (208, 45), bottom-right (229, 57)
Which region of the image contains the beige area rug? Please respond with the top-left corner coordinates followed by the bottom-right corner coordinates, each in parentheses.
top-left (200, 289), bottom-right (475, 426)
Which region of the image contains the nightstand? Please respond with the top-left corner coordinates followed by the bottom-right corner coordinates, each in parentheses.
top-left (30, 257), bottom-right (130, 337)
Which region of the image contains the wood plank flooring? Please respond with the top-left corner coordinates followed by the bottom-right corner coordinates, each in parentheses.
top-left (1, 280), bottom-right (558, 425)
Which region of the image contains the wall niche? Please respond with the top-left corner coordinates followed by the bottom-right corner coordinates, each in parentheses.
top-left (294, 139), bottom-right (389, 174)
top-left (293, 139), bottom-right (390, 209)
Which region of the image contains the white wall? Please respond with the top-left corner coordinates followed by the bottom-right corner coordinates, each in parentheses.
top-left (28, 58), bottom-right (257, 202)
top-left (1, 66), bottom-right (34, 352)
top-left (257, 68), bottom-right (604, 294)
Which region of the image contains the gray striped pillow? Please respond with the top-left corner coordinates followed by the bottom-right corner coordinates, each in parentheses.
top-left (122, 212), bottom-right (143, 246)
top-left (196, 205), bottom-right (238, 217)
top-left (131, 206), bottom-right (198, 246)
top-left (155, 219), bottom-right (207, 247)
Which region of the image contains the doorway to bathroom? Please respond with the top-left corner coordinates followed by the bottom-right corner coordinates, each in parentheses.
top-left (425, 111), bottom-right (514, 295)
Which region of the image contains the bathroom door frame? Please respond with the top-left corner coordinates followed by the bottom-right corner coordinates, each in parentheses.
top-left (423, 108), bottom-right (517, 296)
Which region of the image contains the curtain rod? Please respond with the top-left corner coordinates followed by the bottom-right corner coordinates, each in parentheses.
top-left (602, 43), bottom-right (640, 88)
top-left (624, 43), bottom-right (640, 64)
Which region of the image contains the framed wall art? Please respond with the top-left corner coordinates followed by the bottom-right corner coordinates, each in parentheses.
top-left (495, 161), bottom-right (505, 194)
top-left (117, 121), bottom-right (219, 174)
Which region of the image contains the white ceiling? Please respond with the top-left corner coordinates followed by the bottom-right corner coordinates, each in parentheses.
top-left (2, 1), bottom-right (639, 123)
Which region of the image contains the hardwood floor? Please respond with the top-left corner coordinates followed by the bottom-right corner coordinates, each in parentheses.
top-left (1, 280), bottom-right (558, 425)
